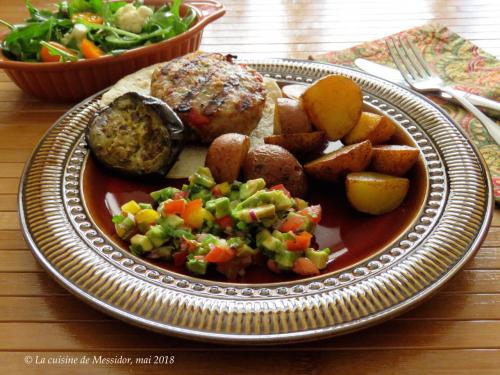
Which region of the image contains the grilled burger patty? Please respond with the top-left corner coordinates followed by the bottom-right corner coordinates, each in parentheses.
top-left (151, 52), bottom-right (266, 143)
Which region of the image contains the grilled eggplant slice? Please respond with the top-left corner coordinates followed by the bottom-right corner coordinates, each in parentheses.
top-left (87, 92), bottom-right (184, 177)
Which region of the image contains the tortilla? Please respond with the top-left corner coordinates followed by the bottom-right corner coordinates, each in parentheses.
top-left (99, 63), bottom-right (281, 178)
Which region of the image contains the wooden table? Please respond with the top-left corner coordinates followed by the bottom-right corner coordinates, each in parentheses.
top-left (1, 0), bottom-right (499, 373)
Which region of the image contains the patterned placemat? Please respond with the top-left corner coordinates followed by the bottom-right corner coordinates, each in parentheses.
top-left (311, 23), bottom-right (500, 204)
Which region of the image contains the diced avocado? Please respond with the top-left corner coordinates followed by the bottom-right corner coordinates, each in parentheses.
top-left (150, 187), bottom-right (181, 203)
top-left (272, 191), bottom-right (293, 211)
top-left (236, 244), bottom-right (258, 257)
top-left (189, 167), bottom-right (216, 189)
top-left (233, 204), bottom-right (276, 223)
top-left (239, 178), bottom-right (266, 200)
top-left (275, 250), bottom-right (300, 270)
top-left (156, 246), bottom-right (174, 259)
top-left (115, 215), bottom-right (135, 239)
top-left (159, 214), bottom-right (184, 228)
top-left (235, 221), bottom-right (247, 231)
top-left (186, 258), bottom-right (208, 275)
top-left (236, 190), bottom-right (291, 211)
top-left (305, 248), bottom-right (331, 270)
top-left (190, 187), bottom-right (213, 203)
top-left (130, 234), bottom-right (154, 253)
top-left (257, 229), bottom-right (283, 252)
top-left (213, 197), bottom-right (231, 219)
top-left (145, 225), bottom-right (167, 248)
top-left (229, 190), bottom-right (240, 202)
top-left (227, 237), bottom-right (244, 249)
top-left (121, 200), bottom-right (141, 215)
top-left (294, 198), bottom-right (309, 210)
top-left (139, 203), bottom-right (153, 210)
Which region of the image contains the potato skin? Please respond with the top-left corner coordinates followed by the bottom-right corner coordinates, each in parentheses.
top-left (264, 131), bottom-right (326, 157)
top-left (346, 172), bottom-right (409, 215)
top-left (302, 75), bottom-right (363, 141)
top-left (274, 98), bottom-right (312, 134)
top-left (371, 145), bottom-right (420, 176)
top-left (343, 112), bottom-right (396, 145)
top-left (304, 140), bottom-right (373, 182)
top-left (205, 133), bottom-right (250, 183)
top-left (243, 145), bottom-right (308, 197)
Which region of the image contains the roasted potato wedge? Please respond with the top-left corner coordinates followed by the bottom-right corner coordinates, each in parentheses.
top-left (346, 172), bottom-right (409, 215)
top-left (282, 84), bottom-right (307, 100)
top-left (205, 133), bottom-right (250, 183)
top-left (302, 75), bottom-right (363, 141)
top-left (273, 98), bottom-right (312, 134)
top-left (243, 144), bottom-right (308, 197)
top-left (304, 140), bottom-right (373, 182)
top-left (371, 145), bottom-right (420, 176)
top-left (264, 131), bottom-right (326, 156)
top-left (343, 112), bottom-right (396, 145)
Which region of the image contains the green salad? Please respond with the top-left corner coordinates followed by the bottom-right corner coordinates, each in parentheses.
top-left (113, 167), bottom-right (331, 279)
top-left (0, 0), bottom-right (195, 62)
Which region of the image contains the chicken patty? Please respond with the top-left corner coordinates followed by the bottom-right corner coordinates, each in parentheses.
top-left (151, 52), bottom-right (266, 143)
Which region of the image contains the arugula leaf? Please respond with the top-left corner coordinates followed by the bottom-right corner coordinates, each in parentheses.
top-left (26, 0), bottom-right (53, 23)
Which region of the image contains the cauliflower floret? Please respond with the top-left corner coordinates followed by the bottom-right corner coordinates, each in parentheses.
top-left (115, 4), bottom-right (153, 34)
top-left (61, 23), bottom-right (88, 46)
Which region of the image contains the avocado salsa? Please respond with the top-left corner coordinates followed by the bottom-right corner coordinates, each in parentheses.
top-left (112, 167), bottom-right (331, 279)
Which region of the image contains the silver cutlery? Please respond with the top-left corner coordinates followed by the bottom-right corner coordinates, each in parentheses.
top-left (385, 36), bottom-right (500, 145)
top-left (354, 58), bottom-right (500, 117)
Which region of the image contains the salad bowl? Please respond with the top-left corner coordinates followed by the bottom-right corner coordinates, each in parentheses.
top-left (0, 0), bottom-right (225, 102)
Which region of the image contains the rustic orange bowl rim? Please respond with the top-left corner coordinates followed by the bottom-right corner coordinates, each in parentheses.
top-left (0, 1), bottom-right (225, 71)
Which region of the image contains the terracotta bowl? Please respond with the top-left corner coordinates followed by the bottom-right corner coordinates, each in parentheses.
top-left (0, 0), bottom-right (225, 102)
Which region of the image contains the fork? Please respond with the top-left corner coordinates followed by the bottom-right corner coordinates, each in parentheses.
top-left (386, 36), bottom-right (500, 145)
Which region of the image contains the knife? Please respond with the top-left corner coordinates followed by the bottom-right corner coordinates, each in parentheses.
top-left (354, 58), bottom-right (500, 117)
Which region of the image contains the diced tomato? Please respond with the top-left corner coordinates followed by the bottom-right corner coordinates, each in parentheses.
top-left (286, 232), bottom-right (313, 251)
top-left (211, 185), bottom-right (222, 197)
top-left (267, 259), bottom-right (281, 274)
top-left (270, 184), bottom-right (291, 197)
top-left (40, 42), bottom-right (77, 62)
top-left (163, 199), bottom-right (186, 216)
top-left (182, 199), bottom-right (204, 228)
top-left (188, 110), bottom-right (210, 128)
top-left (205, 246), bottom-right (236, 263)
top-left (216, 215), bottom-right (233, 229)
top-left (180, 237), bottom-right (198, 252)
top-left (293, 257), bottom-right (320, 276)
top-left (173, 191), bottom-right (188, 200)
top-left (279, 215), bottom-right (307, 233)
top-left (173, 250), bottom-right (189, 267)
top-left (299, 205), bottom-right (322, 224)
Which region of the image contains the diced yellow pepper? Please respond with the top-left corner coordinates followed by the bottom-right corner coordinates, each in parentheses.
top-left (185, 208), bottom-right (213, 229)
top-left (216, 182), bottom-right (231, 196)
top-left (121, 200), bottom-right (141, 215)
top-left (135, 208), bottom-right (160, 225)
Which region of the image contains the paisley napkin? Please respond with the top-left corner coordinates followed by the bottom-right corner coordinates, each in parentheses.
top-left (311, 23), bottom-right (500, 204)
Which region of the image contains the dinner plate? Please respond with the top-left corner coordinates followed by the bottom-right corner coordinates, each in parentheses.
top-left (19, 59), bottom-right (493, 344)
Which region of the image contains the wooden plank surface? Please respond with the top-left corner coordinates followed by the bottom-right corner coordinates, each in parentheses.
top-left (0, 0), bottom-right (499, 373)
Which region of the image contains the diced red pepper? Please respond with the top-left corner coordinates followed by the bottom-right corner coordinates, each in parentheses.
top-left (216, 215), bottom-right (233, 230)
top-left (270, 184), bottom-right (291, 197)
top-left (163, 199), bottom-right (186, 216)
top-left (286, 232), bottom-right (313, 251)
top-left (173, 250), bottom-right (189, 267)
top-left (279, 215), bottom-right (307, 233)
top-left (188, 110), bottom-right (210, 128)
top-left (299, 205), bottom-right (322, 224)
top-left (205, 246), bottom-right (236, 263)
